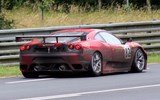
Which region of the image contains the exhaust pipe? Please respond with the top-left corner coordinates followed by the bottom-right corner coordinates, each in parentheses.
top-left (33, 65), bottom-right (43, 71)
top-left (34, 65), bottom-right (40, 71)
top-left (59, 64), bottom-right (66, 71)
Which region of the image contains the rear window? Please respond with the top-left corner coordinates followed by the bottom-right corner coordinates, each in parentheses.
top-left (45, 32), bottom-right (85, 43)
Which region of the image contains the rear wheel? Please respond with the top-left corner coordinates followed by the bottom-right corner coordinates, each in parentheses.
top-left (22, 72), bottom-right (39, 78)
top-left (131, 49), bottom-right (146, 72)
top-left (90, 52), bottom-right (102, 76)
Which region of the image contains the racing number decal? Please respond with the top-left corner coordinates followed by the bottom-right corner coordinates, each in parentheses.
top-left (124, 45), bottom-right (131, 59)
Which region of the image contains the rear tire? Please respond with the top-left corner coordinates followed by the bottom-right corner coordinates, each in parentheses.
top-left (22, 72), bottom-right (39, 78)
top-left (90, 52), bottom-right (102, 76)
top-left (131, 49), bottom-right (146, 72)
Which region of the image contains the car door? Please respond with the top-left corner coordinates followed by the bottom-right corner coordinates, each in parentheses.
top-left (94, 33), bottom-right (113, 72)
top-left (99, 31), bottom-right (131, 70)
top-left (94, 33), bottom-right (112, 61)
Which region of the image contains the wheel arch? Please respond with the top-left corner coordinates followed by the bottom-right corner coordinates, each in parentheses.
top-left (138, 47), bottom-right (147, 69)
top-left (137, 47), bottom-right (147, 60)
top-left (90, 50), bottom-right (103, 76)
top-left (94, 50), bottom-right (105, 72)
top-left (131, 47), bottom-right (147, 71)
top-left (132, 47), bottom-right (147, 61)
top-left (94, 50), bottom-right (103, 61)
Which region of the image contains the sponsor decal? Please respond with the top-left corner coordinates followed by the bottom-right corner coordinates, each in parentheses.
top-left (124, 45), bottom-right (131, 59)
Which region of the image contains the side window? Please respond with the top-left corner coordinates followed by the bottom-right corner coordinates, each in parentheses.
top-left (99, 32), bottom-right (122, 45)
top-left (94, 34), bottom-right (105, 42)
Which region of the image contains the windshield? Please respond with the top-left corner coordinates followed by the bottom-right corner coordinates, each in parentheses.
top-left (45, 32), bottom-right (85, 43)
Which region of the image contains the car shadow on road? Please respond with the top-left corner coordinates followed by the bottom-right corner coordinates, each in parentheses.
top-left (39, 72), bottom-right (95, 79)
top-left (34, 71), bottom-right (147, 79)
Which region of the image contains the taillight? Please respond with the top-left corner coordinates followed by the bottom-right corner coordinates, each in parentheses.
top-left (68, 44), bottom-right (82, 50)
top-left (68, 44), bottom-right (74, 49)
top-left (26, 45), bottom-right (30, 50)
top-left (20, 45), bottom-right (26, 51)
top-left (20, 45), bottom-right (30, 51)
top-left (75, 44), bottom-right (82, 50)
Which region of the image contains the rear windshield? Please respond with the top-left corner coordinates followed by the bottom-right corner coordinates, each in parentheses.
top-left (45, 32), bottom-right (85, 43)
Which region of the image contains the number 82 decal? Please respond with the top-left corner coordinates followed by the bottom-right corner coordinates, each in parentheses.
top-left (124, 45), bottom-right (131, 59)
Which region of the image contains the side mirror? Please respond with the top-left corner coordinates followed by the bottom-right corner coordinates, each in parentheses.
top-left (127, 38), bottom-right (133, 42)
top-left (122, 38), bottom-right (133, 44)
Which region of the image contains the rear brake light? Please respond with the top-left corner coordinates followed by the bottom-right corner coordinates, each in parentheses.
top-left (68, 44), bottom-right (82, 50)
top-left (68, 44), bottom-right (74, 49)
top-left (26, 45), bottom-right (30, 50)
top-left (20, 45), bottom-right (30, 51)
top-left (20, 45), bottom-right (26, 51)
top-left (75, 44), bottom-right (82, 50)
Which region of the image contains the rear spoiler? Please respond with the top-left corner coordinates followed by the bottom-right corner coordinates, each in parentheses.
top-left (16, 35), bottom-right (86, 43)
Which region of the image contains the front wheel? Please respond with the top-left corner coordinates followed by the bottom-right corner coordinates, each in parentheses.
top-left (131, 49), bottom-right (146, 72)
top-left (90, 52), bottom-right (102, 76)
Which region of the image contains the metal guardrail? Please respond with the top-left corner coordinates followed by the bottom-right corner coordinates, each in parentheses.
top-left (0, 20), bottom-right (160, 66)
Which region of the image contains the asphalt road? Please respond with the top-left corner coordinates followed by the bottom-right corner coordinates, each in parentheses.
top-left (0, 64), bottom-right (160, 100)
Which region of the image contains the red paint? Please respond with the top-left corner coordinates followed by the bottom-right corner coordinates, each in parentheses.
top-left (18, 29), bottom-right (147, 76)
top-left (54, 43), bottom-right (62, 47)
top-left (75, 44), bottom-right (82, 50)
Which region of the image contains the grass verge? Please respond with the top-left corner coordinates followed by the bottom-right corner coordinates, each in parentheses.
top-left (4, 8), bottom-right (160, 28)
top-left (0, 66), bottom-right (21, 78)
top-left (0, 54), bottom-right (159, 78)
top-left (148, 54), bottom-right (160, 63)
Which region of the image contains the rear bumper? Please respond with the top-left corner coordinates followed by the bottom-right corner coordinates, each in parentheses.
top-left (20, 53), bottom-right (92, 72)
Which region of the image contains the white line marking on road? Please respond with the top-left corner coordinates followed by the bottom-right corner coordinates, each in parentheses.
top-left (6, 78), bottom-right (52, 84)
top-left (17, 83), bottom-right (160, 100)
top-left (18, 94), bottom-right (80, 100)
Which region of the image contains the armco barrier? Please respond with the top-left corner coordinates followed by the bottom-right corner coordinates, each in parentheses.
top-left (0, 20), bottom-right (160, 66)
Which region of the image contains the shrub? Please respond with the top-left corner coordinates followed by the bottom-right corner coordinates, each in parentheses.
top-left (0, 14), bottom-right (14, 29)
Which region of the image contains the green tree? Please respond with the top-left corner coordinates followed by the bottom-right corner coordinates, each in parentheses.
top-left (0, 0), bottom-right (14, 29)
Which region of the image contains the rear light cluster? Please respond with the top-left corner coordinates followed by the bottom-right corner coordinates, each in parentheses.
top-left (68, 44), bottom-right (82, 50)
top-left (20, 43), bottom-right (82, 51)
top-left (20, 45), bottom-right (30, 51)
top-left (20, 43), bottom-right (42, 51)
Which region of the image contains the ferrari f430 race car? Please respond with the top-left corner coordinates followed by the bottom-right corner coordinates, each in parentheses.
top-left (16, 29), bottom-right (147, 78)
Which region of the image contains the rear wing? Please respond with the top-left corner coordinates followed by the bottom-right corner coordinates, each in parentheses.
top-left (16, 35), bottom-right (86, 43)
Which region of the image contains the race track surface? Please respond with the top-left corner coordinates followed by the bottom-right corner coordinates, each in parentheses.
top-left (0, 64), bottom-right (160, 100)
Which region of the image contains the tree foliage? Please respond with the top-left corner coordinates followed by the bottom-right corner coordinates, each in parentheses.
top-left (0, 0), bottom-right (159, 29)
top-left (0, 14), bottom-right (14, 29)
top-left (1, 0), bottom-right (160, 12)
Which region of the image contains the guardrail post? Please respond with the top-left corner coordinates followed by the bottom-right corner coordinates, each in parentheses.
top-left (146, 31), bottom-right (151, 45)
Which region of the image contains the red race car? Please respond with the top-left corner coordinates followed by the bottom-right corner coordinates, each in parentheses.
top-left (16, 29), bottom-right (147, 78)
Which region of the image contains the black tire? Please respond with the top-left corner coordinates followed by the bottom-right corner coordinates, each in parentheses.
top-left (90, 52), bottom-right (102, 76)
top-left (131, 49), bottom-right (146, 72)
top-left (22, 72), bottom-right (39, 78)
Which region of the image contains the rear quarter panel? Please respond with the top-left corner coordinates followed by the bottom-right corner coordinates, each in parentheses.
top-left (126, 42), bottom-right (147, 69)
top-left (80, 40), bottom-right (112, 62)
